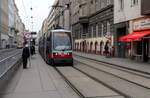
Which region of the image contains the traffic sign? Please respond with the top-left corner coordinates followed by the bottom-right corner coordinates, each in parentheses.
top-left (25, 33), bottom-right (31, 39)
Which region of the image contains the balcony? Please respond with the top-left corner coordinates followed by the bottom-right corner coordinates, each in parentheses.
top-left (79, 16), bottom-right (89, 24)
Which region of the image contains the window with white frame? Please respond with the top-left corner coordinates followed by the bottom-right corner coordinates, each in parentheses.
top-left (107, 0), bottom-right (111, 5)
top-left (96, 24), bottom-right (99, 37)
top-left (131, 0), bottom-right (138, 6)
top-left (101, 0), bottom-right (105, 8)
top-left (107, 21), bottom-right (111, 33)
top-left (91, 26), bottom-right (94, 38)
top-left (101, 23), bottom-right (104, 37)
top-left (119, 0), bottom-right (124, 10)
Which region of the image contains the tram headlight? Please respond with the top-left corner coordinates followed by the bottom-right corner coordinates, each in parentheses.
top-left (53, 52), bottom-right (59, 56)
top-left (67, 52), bottom-right (72, 55)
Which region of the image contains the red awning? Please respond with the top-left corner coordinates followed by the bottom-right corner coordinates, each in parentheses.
top-left (119, 30), bottom-right (150, 42)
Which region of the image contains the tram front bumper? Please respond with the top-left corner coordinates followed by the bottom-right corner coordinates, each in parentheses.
top-left (53, 58), bottom-right (73, 64)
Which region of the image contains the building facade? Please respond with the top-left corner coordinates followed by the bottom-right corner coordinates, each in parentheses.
top-left (73, 0), bottom-right (114, 56)
top-left (8, 0), bottom-right (15, 48)
top-left (0, 0), bottom-right (24, 48)
top-left (47, 0), bottom-right (71, 30)
top-left (114, 0), bottom-right (150, 62)
top-left (45, 0), bottom-right (150, 62)
top-left (41, 18), bottom-right (48, 35)
top-left (71, 0), bottom-right (90, 50)
top-left (0, 0), bottom-right (9, 48)
top-left (47, 0), bottom-right (59, 29)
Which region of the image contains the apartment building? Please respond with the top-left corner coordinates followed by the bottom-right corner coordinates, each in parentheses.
top-left (114, 0), bottom-right (150, 62)
top-left (0, 0), bottom-right (9, 48)
top-left (74, 0), bottom-right (114, 56)
top-left (8, 0), bottom-right (16, 47)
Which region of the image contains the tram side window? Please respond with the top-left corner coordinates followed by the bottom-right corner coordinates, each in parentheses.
top-left (47, 33), bottom-right (51, 41)
top-left (47, 33), bottom-right (52, 54)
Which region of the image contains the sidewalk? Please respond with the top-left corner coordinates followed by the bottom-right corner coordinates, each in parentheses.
top-left (73, 52), bottom-right (150, 74)
top-left (0, 54), bottom-right (79, 98)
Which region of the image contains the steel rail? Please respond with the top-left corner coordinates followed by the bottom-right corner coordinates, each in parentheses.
top-left (54, 67), bottom-right (85, 98)
top-left (74, 56), bottom-right (150, 79)
top-left (71, 65), bottom-right (130, 98)
top-left (75, 59), bottom-right (150, 90)
top-left (54, 66), bottom-right (128, 98)
top-left (74, 54), bottom-right (150, 76)
top-left (0, 52), bottom-right (22, 78)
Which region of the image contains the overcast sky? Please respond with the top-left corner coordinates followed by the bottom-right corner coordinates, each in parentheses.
top-left (15, 0), bottom-right (55, 32)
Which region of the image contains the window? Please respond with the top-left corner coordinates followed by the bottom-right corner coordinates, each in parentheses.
top-left (107, 0), bottom-right (111, 5)
top-left (107, 21), bottom-right (110, 33)
top-left (96, 24), bottom-right (99, 37)
top-left (119, 0), bottom-right (124, 10)
top-left (91, 0), bottom-right (94, 4)
top-left (100, 0), bottom-right (105, 9)
top-left (101, 23), bottom-right (104, 37)
top-left (91, 26), bottom-right (94, 38)
top-left (131, 0), bottom-right (138, 6)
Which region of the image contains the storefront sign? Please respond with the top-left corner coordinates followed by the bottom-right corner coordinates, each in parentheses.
top-left (133, 17), bottom-right (150, 31)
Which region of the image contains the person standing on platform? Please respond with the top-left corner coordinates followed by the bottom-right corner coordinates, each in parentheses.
top-left (22, 44), bottom-right (30, 69)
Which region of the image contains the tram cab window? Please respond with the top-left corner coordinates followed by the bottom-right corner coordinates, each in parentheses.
top-left (47, 33), bottom-right (51, 41)
top-left (53, 32), bottom-right (72, 51)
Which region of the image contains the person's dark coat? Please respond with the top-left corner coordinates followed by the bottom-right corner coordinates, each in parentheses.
top-left (30, 46), bottom-right (35, 55)
top-left (22, 47), bottom-right (30, 68)
top-left (104, 45), bottom-right (109, 53)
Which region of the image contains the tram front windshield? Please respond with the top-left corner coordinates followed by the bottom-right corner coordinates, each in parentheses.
top-left (53, 32), bottom-right (72, 51)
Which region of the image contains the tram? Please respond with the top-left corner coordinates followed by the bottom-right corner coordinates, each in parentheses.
top-left (39, 29), bottom-right (73, 66)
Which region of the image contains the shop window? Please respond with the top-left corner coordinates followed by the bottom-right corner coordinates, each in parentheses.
top-left (136, 41), bottom-right (142, 55)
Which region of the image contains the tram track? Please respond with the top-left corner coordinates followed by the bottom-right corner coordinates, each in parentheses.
top-left (73, 56), bottom-right (150, 98)
top-left (74, 54), bottom-right (150, 76)
top-left (74, 56), bottom-right (150, 89)
top-left (54, 66), bottom-right (127, 98)
top-left (54, 67), bottom-right (85, 98)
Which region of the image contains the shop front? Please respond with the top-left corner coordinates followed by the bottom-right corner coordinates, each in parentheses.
top-left (119, 17), bottom-right (150, 62)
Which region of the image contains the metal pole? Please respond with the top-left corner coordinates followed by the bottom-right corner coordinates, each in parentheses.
top-left (29, 36), bottom-right (31, 67)
top-left (0, 1), bottom-right (2, 49)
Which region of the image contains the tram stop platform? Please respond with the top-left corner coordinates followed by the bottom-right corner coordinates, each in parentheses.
top-left (0, 54), bottom-right (79, 98)
top-left (74, 52), bottom-right (150, 75)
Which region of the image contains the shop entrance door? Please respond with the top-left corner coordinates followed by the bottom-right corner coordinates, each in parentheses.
top-left (117, 27), bottom-right (126, 57)
top-left (143, 39), bottom-right (149, 62)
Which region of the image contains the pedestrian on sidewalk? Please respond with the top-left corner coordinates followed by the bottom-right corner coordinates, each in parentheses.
top-left (22, 44), bottom-right (30, 69)
top-left (104, 43), bottom-right (109, 58)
